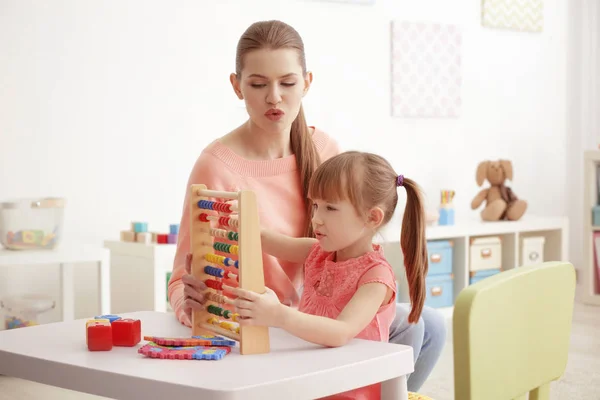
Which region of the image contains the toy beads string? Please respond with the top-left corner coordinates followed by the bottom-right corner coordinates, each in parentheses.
top-left (197, 199), bottom-right (242, 335)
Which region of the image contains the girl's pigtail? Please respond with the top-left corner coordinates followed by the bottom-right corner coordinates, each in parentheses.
top-left (398, 175), bottom-right (428, 324)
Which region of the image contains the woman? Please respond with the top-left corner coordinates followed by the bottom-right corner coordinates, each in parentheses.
top-left (167, 19), bottom-right (445, 392)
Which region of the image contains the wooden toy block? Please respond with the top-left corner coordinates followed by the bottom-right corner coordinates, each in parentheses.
top-left (167, 233), bottom-right (178, 244)
top-left (170, 224), bottom-right (180, 235)
top-left (120, 230), bottom-right (136, 242)
top-left (87, 320), bottom-right (113, 351)
top-left (136, 232), bottom-right (152, 244)
top-left (112, 318), bottom-right (141, 346)
top-left (156, 234), bottom-right (168, 244)
top-left (138, 342), bottom-right (231, 360)
top-left (94, 314), bottom-right (121, 323)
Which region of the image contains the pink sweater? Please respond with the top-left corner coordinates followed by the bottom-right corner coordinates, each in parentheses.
top-left (168, 128), bottom-right (340, 325)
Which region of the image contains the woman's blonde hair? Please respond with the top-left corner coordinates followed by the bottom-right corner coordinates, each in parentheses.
top-left (308, 151), bottom-right (428, 323)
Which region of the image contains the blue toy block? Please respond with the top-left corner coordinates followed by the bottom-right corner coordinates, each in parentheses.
top-left (95, 314), bottom-right (122, 323)
top-left (133, 222), bottom-right (148, 233)
top-left (170, 224), bottom-right (180, 235)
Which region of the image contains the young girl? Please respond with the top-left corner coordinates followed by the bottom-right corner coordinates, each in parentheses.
top-left (224, 150), bottom-right (429, 399)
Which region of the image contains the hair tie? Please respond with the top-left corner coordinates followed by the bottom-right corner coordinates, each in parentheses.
top-left (396, 175), bottom-right (404, 187)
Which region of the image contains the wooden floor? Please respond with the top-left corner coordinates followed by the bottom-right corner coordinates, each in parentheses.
top-left (0, 301), bottom-right (599, 400)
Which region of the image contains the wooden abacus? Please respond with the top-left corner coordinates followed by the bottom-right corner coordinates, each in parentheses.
top-left (190, 184), bottom-right (270, 355)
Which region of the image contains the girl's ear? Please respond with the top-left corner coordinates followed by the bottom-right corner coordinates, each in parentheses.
top-left (366, 207), bottom-right (385, 229)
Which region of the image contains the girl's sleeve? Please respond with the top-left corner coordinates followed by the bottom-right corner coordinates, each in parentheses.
top-left (168, 151), bottom-right (231, 326)
top-left (357, 264), bottom-right (397, 306)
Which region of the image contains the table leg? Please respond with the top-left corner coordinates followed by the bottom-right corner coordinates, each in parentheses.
top-left (381, 375), bottom-right (408, 400)
top-left (98, 252), bottom-right (111, 315)
top-left (59, 263), bottom-right (75, 321)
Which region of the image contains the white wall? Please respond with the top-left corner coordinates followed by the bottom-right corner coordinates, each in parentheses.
top-left (0, 0), bottom-right (572, 317)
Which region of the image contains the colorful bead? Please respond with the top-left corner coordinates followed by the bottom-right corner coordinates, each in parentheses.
top-left (205, 279), bottom-right (224, 291)
top-left (204, 265), bottom-right (224, 278)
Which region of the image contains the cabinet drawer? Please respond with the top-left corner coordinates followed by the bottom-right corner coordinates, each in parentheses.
top-left (424, 273), bottom-right (454, 308)
top-left (470, 236), bottom-right (502, 271)
top-left (427, 240), bottom-right (453, 276)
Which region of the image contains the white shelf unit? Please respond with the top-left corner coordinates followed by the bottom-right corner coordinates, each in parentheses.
top-left (583, 151), bottom-right (600, 305)
top-left (377, 215), bottom-right (569, 317)
top-left (103, 240), bottom-right (176, 313)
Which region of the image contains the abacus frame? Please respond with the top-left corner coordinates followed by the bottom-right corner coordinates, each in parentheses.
top-left (190, 184), bottom-right (270, 355)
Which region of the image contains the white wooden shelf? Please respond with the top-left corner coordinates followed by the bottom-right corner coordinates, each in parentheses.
top-left (583, 151), bottom-right (600, 305)
top-left (103, 240), bottom-right (176, 313)
top-left (376, 214), bottom-right (569, 315)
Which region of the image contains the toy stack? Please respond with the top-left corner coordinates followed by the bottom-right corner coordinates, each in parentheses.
top-left (120, 222), bottom-right (179, 245)
top-left (86, 314), bottom-right (142, 351)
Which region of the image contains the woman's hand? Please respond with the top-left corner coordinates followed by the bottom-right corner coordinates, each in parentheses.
top-left (223, 285), bottom-right (284, 328)
top-left (181, 253), bottom-right (208, 323)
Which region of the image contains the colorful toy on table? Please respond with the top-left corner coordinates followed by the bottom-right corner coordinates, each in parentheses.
top-left (143, 334), bottom-right (236, 347)
top-left (86, 319), bottom-right (113, 351)
top-left (86, 315), bottom-right (141, 351)
top-left (438, 190), bottom-right (455, 226)
top-left (138, 342), bottom-right (232, 360)
top-left (112, 318), bottom-right (142, 346)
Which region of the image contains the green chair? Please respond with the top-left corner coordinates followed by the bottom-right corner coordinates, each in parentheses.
top-left (453, 261), bottom-right (576, 400)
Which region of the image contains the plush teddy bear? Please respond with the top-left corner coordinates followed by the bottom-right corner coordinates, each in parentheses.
top-left (471, 160), bottom-right (527, 221)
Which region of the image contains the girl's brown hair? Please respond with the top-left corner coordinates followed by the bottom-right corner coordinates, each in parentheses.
top-left (235, 20), bottom-right (320, 237)
top-left (308, 151), bottom-right (428, 323)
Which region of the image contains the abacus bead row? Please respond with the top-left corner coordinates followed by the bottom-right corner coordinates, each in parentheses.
top-left (208, 228), bottom-right (239, 242)
top-left (205, 253), bottom-right (239, 268)
top-left (198, 213), bottom-right (239, 229)
top-left (204, 266), bottom-right (223, 278)
top-left (213, 242), bottom-right (239, 255)
top-left (205, 279), bottom-right (223, 291)
top-left (207, 304), bottom-right (239, 321)
top-left (207, 316), bottom-right (240, 334)
top-left (205, 292), bottom-right (228, 304)
top-left (218, 216), bottom-right (239, 228)
top-left (203, 266), bottom-right (239, 282)
top-left (197, 200), bottom-right (233, 214)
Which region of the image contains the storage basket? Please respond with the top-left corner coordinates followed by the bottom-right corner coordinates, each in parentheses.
top-left (0, 197), bottom-right (65, 250)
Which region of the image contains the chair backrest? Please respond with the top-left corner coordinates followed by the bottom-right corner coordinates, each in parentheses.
top-left (453, 261), bottom-right (576, 400)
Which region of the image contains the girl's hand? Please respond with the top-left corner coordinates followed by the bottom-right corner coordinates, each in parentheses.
top-left (223, 285), bottom-right (284, 328)
top-left (181, 253), bottom-right (208, 323)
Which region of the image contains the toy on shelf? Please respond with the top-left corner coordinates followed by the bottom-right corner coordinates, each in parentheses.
top-left (190, 184), bottom-right (270, 355)
top-left (471, 160), bottom-right (527, 221)
top-left (86, 314), bottom-right (141, 351)
top-left (119, 222), bottom-right (179, 245)
top-left (438, 190), bottom-right (455, 226)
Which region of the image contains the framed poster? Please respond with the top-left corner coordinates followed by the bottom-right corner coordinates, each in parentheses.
top-left (391, 21), bottom-right (463, 118)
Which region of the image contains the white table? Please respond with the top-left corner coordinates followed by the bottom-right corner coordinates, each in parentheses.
top-left (0, 311), bottom-right (413, 399)
top-left (0, 242), bottom-right (110, 320)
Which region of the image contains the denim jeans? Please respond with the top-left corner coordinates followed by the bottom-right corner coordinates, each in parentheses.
top-left (389, 303), bottom-right (447, 392)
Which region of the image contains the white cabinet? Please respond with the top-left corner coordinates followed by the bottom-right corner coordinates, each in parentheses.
top-left (103, 241), bottom-right (176, 313)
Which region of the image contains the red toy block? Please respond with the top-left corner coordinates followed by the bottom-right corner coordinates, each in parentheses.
top-left (87, 321), bottom-right (113, 351)
top-left (112, 318), bottom-right (141, 346)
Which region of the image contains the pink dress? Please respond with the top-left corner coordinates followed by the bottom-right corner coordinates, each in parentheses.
top-left (298, 243), bottom-right (398, 400)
